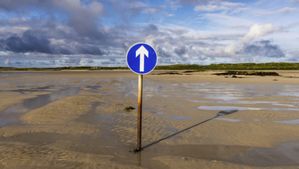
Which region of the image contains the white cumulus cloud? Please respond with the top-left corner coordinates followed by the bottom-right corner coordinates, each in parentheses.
top-left (225, 23), bottom-right (278, 55)
top-left (194, 1), bottom-right (245, 13)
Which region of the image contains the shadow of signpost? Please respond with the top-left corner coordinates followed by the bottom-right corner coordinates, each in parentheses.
top-left (135, 109), bottom-right (238, 152)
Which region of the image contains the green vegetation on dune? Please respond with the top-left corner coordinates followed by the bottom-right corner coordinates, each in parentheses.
top-left (206, 63), bottom-right (299, 70)
top-left (1, 62), bottom-right (299, 71)
top-left (0, 66), bottom-right (127, 71)
top-left (156, 63), bottom-right (299, 70)
top-left (214, 71), bottom-right (280, 76)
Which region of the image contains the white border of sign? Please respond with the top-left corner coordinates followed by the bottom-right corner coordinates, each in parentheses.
top-left (126, 42), bottom-right (158, 75)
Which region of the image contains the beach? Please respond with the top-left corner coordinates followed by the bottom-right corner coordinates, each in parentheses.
top-left (0, 70), bottom-right (299, 169)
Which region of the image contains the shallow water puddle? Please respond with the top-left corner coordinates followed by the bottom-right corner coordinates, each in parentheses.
top-left (58, 100), bottom-right (299, 168)
top-left (3, 87), bottom-right (80, 113)
top-left (277, 119), bottom-right (299, 125)
top-left (142, 81), bottom-right (299, 111)
top-left (197, 106), bottom-right (262, 111)
top-left (0, 85), bottom-right (54, 93)
top-left (0, 87), bottom-right (80, 127)
top-left (216, 117), bottom-right (241, 122)
top-left (197, 105), bottom-right (299, 112)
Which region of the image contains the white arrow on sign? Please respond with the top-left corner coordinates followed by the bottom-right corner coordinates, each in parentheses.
top-left (136, 45), bottom-right (149, 72)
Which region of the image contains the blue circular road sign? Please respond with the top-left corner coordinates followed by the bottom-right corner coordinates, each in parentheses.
top-left (126, 43), bottom-right (157, 75)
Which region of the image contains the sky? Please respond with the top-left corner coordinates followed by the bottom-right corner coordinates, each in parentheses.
top-left (0, 0), bottom-right (298, 67)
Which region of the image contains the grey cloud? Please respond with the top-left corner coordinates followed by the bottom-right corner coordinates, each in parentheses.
top-left (107, 0), bottom-right (162, 23)
top-left (143, 24), bottom-right (159, 34)
top-left (0, 0), bottom-right (104, 39)
top-left (157, 47), bottom-right (172, 58)
top-left (243, 40), bottom-right (285, 58)
top-left (173, 0), bottom-right (219, 6)
top-left (177, 0), bottom-right (206, 4)
top-left (0, 1), bottom-right (159, 58)
top-left (174, 46), bottom-right (187, 55)
top-left (0, 0), bottom-right (44, 10)
top-left (78, 45), bottom-right (105, 55)
top-left (4, 30), bottom-right (52, 53)
top-left (0, 30), bottom-right (105, 55)
top-left (54, 0), bottom-right (104, 39)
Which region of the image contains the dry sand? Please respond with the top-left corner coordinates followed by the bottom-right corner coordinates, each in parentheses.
top-left (0, 70), bottom-right (299, 169)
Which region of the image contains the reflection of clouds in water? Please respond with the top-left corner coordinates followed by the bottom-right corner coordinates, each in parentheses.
top-left (216, 117), bottom-right (241, 123)
top-left (272, 103), bottom-right (296, 107)
top-left (192, 100), bottom-right (298, 107)
top-left (104, 78), bottom-right (299, 112)
top-left (198, 105), bottom-right (299, 112)
top-left (149, 83), bottom-right (247, 100)
top-left (184, 83), bottom-right (283, 98)
top-left (278, 86), bottom-right (299, 98)
top-left (207, 95), bottom-right (239, 101)
top-left (170, 83), bottom-right (299, 111)
top-left (277, 119), bottom-right (299, 125)
top-left (271, 107), bottom-right (299, 111)
top-left (198, 106), bottom-right (262, 111)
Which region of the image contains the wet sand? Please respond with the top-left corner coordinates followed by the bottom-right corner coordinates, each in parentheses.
top-left (0, 70), bottom-right (299, 169)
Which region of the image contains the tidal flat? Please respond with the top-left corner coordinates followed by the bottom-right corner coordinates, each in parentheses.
top-left (0, 70), bottom-right (299, 169)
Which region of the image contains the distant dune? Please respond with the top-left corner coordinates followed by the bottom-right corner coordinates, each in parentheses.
top-left (1, 62), bottom-right (299, 71)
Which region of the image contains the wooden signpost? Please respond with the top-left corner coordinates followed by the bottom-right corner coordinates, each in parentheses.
top-left (126, 43), bottom-right (157, 152)
top-left (137, 74), bottom-right (143, 150)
